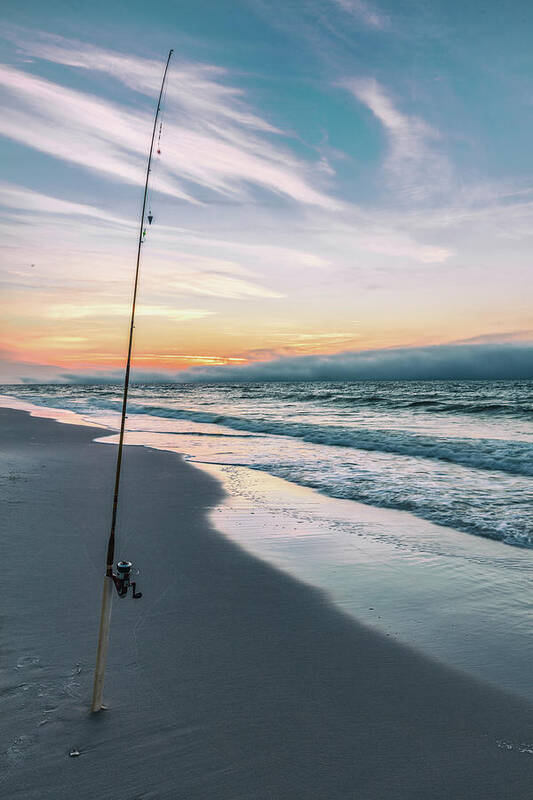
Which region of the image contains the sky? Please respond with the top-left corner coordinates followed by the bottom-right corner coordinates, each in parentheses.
top-left (1, 0), bottom-right (532, 382)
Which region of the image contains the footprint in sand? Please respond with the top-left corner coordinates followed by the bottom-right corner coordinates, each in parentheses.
top-left (6, 735), bottom-right (35, 763)
top-left (16, 655), bottom-right (40, 669)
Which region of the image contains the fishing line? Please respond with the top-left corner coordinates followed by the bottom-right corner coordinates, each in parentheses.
top-left (147, 65), bottom-right (170, 228)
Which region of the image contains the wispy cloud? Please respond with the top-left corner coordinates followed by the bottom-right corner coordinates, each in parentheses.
top-left (0, 31), bottom-right (340, 209)
top-left (312, 213), bottom-right (451, 264)
top-left (0, 64), bottom-right (189, 196)
top-left (332, 0), bottom-right (389, 31)
top-left (344, 78), bottom-right (452, 201)
top-left (0, 33), bottom-right (462, 284)
top-left (0, 181), bottom-right (329, 283)
top-left (267, 330), bottom-right (361, 352)
top-left (0, 183), bottom-right (287, 300)
top-left (6, 26), bottom-right (278, 133)
top-left (163, 271), bottom-right (284, 300)
top-left (44, 303), bottom-right (216, 321)
top-left (0, 181), bottom-right (133, 226)
top-left (248, 0), bottom-right (391, 67)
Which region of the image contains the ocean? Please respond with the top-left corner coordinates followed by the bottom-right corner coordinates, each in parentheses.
top-left (4, 380), bottom-right (532, 548)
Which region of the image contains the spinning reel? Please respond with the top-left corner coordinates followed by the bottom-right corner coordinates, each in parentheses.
top-left (111, 561), bottom-right (142, 599)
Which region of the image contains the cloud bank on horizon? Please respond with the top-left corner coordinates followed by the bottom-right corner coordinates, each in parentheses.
top-left (0, 0), bottom-right (532, 381)
top-left (5, 341), bottom-right (530, 385)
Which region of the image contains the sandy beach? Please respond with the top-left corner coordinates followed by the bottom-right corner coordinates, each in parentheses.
top-left (2, 406), bottom-right (533, 799)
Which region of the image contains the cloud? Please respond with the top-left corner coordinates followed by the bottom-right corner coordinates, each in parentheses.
top-left (0, 64), bottom-right (189, 196)
top-left (313, 214), bottom-right (451, 264)
top-left (5, 27), bottom-right (278, 133)
top-left (169, 342), bottom-right (533, 382)
top-left (0, 32), bottom-right (340, 209)
top-left (167, 272), bottom-right (284, 300)
top-left (6, 341), bottom-right (531, 384)
top-left (344, 78), bottom-right (452, 201)
top-left (0, 181), bottom-right (132, 226)
top-left (332, 0), bottom-right (389, 30)
top-left (0, 34), bottom-right (462, 286)
top-left (162, 232), bottom-right (331, 269)
top-left (0, 187), bottom-right (287, 301)
top-left (450, 330), bottom-right (533, 345)
top-left (44, 304), bottom-right (216, 321)
top-left (0, 348), bottom-right (67, 384)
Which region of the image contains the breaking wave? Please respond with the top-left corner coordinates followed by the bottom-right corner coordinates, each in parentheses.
top-left (117, 401), bottom-right (533, 478)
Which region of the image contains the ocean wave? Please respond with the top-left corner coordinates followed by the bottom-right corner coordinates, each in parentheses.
top-left (4, 388), bottom-right (532, 549)
top-left (328, 396), bottom-right (532, 417)
top-left (254, 463), bottom-right (533, 549)
top-left (5, 391), bottom-right (533, 477)
top-left (401, 399), bottom-right (532, 415)
top-left (228, 383), bottom-right (533, 419)
top-left (120, 402), bottom-right (533, 478)
top-left (278, 391), bottom-right (336, 402)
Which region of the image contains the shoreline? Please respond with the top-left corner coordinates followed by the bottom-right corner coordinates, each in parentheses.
top-left (3, 394), bottom-right (533, 699)
top-left (1, 406), bottom-right (533, 798)
top-left (198, 461), bottom-right (533, 702)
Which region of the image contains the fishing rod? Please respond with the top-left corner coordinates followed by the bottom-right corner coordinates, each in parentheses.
top-left (91, 48), bottom-right (174, 713)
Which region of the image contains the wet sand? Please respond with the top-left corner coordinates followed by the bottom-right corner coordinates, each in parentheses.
top-left (1, 407), bottom-right (532, 799)
top-left (199, 462), bottom-right (533, 701)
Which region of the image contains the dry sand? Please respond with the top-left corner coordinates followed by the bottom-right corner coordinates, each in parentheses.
top-left (1, 407), bottom-right (532, 799)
